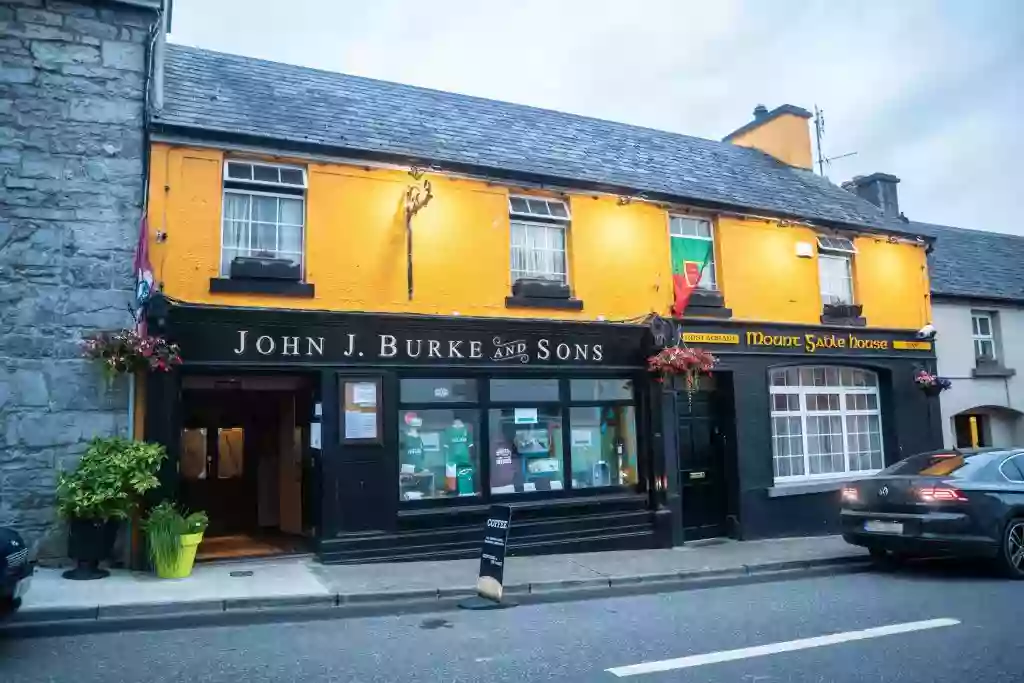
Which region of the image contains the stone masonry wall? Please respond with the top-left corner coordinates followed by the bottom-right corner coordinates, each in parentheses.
top-left (0, 0), bottom-right (158, 553)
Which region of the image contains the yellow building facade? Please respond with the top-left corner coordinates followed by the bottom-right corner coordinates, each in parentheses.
top-left (147, 142), bottom-right (931, 330)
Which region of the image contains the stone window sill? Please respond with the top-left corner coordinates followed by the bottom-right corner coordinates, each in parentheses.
top-left (209, 278), bottom-right (315, 298)
top-left (972, 364), bottom-right (1016, 378)
top-left (505, 296), bottom-right (583, 311)
top-left (766, 474), bottom-right (875, 498)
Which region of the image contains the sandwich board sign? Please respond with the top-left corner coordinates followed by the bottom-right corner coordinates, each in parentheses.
top-left (460, 504), bottom-right (515, 609)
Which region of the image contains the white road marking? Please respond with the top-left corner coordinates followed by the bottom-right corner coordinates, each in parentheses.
top-left (606, 617), bottom-right (961, 677)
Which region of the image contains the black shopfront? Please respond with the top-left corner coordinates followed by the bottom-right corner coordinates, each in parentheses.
top-left (653, 319), bottom-right (944, 544)
top-left (145, 301), bottom-right (662, 563)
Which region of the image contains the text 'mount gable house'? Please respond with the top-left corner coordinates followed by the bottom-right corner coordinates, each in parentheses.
top-left (135, 44), bottom-right (942, 562)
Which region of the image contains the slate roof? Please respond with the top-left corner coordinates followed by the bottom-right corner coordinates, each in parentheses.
top-left (156, 45), bottom-right (917, 235)
top-left (907, 221), bottom-right (1024, 303)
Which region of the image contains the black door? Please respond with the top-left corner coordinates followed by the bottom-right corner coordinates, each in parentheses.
top-left (333, 374), bottom-right (397, 533)
top-left (677, 379), bottom-right (731, 540)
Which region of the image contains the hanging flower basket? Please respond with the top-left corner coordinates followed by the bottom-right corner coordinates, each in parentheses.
top-left (81, 329), bottom-right (182, 379)
top-left (647, 346), bottom-right (718, 392)
top-left (914, 370), bottom-right (951, 397)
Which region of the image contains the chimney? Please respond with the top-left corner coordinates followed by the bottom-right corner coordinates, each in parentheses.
top-left (723, 104), bottom-right (813, 169)
top-left (842, 173), bottom-right (900, 218)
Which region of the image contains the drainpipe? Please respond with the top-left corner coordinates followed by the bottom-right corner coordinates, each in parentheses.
top-left (128, 374), bottom-right (136, 439)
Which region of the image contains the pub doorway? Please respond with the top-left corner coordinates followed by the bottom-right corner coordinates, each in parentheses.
top-left (675, 373), bottom-right (739, 541)
top-left (179, 375), bottom-right (317, 560)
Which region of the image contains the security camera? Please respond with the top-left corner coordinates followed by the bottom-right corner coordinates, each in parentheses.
top-left (916, 323), bottom-right (936, 340)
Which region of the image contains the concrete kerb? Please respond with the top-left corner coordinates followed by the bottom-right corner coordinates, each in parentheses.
top-left (0, 554), bottom-right (870, 639)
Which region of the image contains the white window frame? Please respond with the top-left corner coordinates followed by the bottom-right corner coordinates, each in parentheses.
top-left (669, 215), bottom-right (717, 291)
top-left (509, 195), bottom-right (570, 285)
top-left (818, 252), bottom-right (854, 306)
top-left (971, 311), bottom-right (996, 361)
top-left (220, 160), bottom-right (308, 278)
top-left (508, 195), bottom-right (571, 222)
top-left (770, 366), bottom-right (884, 483)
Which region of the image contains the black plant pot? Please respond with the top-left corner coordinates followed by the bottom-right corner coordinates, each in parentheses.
top-left (63, 518), bottom-right (118, 580)
top-left (920, 385), bottom-right (945, 397)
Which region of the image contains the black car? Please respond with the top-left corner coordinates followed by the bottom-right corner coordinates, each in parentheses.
top-left (1, 526), bottom-right (32, 614)
top-left (841, 447), bottom-right (1024, 578)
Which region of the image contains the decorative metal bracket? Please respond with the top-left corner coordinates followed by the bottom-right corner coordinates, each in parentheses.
top-left (404, 175), bottom-right (434, 300)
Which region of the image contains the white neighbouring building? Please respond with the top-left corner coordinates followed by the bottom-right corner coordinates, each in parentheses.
top-left (844, 174), bottom-right (1024, 448)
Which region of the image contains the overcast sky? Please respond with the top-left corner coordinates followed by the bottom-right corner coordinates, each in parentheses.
top-left (169, 0), bottom-right (1023, 234)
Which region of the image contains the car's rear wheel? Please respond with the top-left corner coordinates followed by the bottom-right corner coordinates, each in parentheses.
top-left (869, 547), bottom-right (902, 569)
top-left (0, 596), bottom-right (20, 616)
top-left (999, 518), bottom-right (1024, 579)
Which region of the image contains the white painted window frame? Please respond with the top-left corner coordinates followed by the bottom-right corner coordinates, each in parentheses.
top-left (818, 252), bottom-right (854, 306)
top-left (769, 367), bottom-right (884, 484)
top-left (220, 160), bottom-right (308, 278)
top-left (669, 215), bottom-right (717, 291)
top-left (971, 311), bottom-right (996, 361)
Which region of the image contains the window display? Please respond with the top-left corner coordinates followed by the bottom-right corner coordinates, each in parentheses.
top-left (399, 374), bottom-right (639, 502)
top-left (569, 406), bottom-right (637, 488)
top-left (398, 409), bottom-right (480, 500)
top-left (488, 407), bottom-right (564, 494)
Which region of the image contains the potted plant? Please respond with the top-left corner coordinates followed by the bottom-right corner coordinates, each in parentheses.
top-left (647, 346), bottom-right (718, 394)
top-left (914, 369), bottom-right (952, 397)
top-left (143, 502), bottom-right (208, 579)
top-left (55, 438), bottom-right (166, 580)
top-left (81, 329), bottom-right (182, 380)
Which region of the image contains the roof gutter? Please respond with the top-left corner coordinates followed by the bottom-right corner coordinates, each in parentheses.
top-left (149, 122), bottom-right (930, 241)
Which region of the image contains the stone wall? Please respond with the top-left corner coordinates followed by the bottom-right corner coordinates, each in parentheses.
top-left (0, 0), bottom-right (158, 553)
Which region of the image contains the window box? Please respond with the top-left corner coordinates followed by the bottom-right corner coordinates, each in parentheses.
top-left (229, 256), bottom-right (301, 281)
top-left (822, 303), bottom-right (862, 319)
top-left (684, 290), bottom-right (733, 318)
top-left (512, 278), bottom-right (571, 300)
top-left (821, 302), bottom-right (865, 326)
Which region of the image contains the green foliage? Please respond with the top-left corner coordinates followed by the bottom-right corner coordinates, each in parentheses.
top-left (142, 501), bottom-right (208, 570)
top-left (55, 438), bottom-right (166, 521)
top-left (184, 510), bottom-right (209, 535)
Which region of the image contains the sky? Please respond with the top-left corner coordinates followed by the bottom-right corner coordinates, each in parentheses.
top-left (168, 0), bottom-right (1024, 234)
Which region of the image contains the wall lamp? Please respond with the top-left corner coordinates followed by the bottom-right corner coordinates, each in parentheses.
top-left (795, 242), bottom-right (814, 258)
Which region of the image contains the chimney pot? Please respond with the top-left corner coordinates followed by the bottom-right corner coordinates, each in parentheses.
top-left (753, 104), bottom-right (769, 119)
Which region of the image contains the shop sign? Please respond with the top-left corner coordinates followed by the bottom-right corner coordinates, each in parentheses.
top-left (225, 329), bottom-right (614, 364)
top-left (675, 327), bottom-right (932, 355)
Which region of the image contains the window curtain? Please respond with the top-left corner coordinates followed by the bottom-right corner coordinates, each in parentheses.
top-left (221, 193), bottom-right (250, 274)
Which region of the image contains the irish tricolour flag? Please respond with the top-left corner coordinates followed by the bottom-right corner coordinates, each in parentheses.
top-left (670, 237), bottom-right (712, 317)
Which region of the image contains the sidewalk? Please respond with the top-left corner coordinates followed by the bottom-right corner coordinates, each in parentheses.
top-left (4, 536), bottom-right (868, 636)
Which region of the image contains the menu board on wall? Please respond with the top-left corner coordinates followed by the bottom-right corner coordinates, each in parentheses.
top-left (342, 379), bottom-right (382, 443)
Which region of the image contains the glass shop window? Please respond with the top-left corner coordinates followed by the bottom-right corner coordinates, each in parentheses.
top-left (569, 406), bottom-right (638, 488)
top-left (489, 378), bottom-right (560, 402)
top-left (400, 378), bottom-right (478, 403)
top-left (398, 409), bottom-right (481, 501)
top-left (488, 407), bottom-right (565, 495)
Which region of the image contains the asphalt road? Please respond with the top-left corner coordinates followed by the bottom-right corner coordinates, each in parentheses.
top-left (1, 561), bottom-right (1020, 682)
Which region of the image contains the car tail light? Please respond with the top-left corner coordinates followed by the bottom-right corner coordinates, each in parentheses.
top-left (918, 486), bottom-right (968, 502)
top-left (841, 486), bottom-right (859, 503)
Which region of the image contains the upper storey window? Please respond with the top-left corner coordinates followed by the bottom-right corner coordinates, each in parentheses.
top-left (509, 196), bottom-right (570, 284)
top-left (221, 160), bottom-right (307, 278)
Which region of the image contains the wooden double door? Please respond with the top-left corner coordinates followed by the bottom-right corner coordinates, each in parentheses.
top-left (179, 384), bottom-right (307, 538)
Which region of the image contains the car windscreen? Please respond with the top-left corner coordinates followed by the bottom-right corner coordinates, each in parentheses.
top-left (882, 450), bottom-right (1008, 478)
